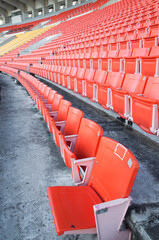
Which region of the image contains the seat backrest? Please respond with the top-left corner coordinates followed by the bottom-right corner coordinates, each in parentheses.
top-left (40, 84), bottom-right (47, 94)
top-left (76, 68), bottom-right (86, 79)
top-left (108, 50), bottom-right (119, 58)
top-left (60, 66), bottom-right (66, 74)
top-left (141, 57), bottom-right (156, 76)
top-left (98, 51), bottom-right (108, 58)
top-left (94, 70), bottom-right (107, 84)
top-left (106, 71), bottom-right (125, 88)
top-left (37, 82), bottom-right (44, 91)
top-left (85, 52), bottom-right (91, 59)
top-left (56, 65), bottom-right (61, 72)
top-left (118, 49), bottom-right (132, 58)
top-left (122, 74), bottom-right (147, 94)
top-left (51, 94), bottom-right (64, 111)
top-left (74, 118), bottom-right (103, 159)
top-left (43, 87), bottom-right (51, 99)
top-left (89, 137), bottom-right (139, 201)
top-left (143, 77), bottom-right (159, 101)
top-left (69, 67), bottom-right (77, 77)
top-left (91, 52), bottom-right (99, 59)
top-left (53, 65), bottom-right (58, 72)
top-left (47, 89), bottom-right (57, 104)
top-left (64, 66), bottom-right (71, 75)
top-left (125, 58), bottom-right (136, 74)
top-left (51, 65), bottom-right (55, 72)
top-left (64, 107), bottom-right (84, 136)
top-left (56, 99), bottom-right (72, 121)
top-left (132, 47), bottom-right (150, 57)
top-left (84, 68), bottom-right (96, 81)
top-left (149, 46), bottom-right (159, 57)
top-left (79, 53), bottom-right (85, 59)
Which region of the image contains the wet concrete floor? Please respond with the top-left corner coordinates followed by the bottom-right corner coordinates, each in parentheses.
top-left (0, 72), bottom-right (159, 239)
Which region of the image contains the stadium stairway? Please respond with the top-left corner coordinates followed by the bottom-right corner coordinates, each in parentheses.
top-left (0, 71), bottom-right (159, 240)
top-left (20, 33), bottom-right (62, 55)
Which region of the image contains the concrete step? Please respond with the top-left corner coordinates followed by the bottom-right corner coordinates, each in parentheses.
top-left (100, 0), bottom-right (121, 9)
top-left (127, 204), bottom-right (159, 240)
top-left (0, 35), bottom-right (16, 47)
top-left (19, 33), bottom-right (62, 55)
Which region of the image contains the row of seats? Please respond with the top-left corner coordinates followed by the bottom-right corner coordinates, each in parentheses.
top-left (21, 0), bottom-right (158, 57)
top-left (8, 47), bottom-right (159, 76)
top-left (39, 25), bottom-right (159, 55)
top-left (18, 62), bottom-right (158, 136)
top-left (35, 25), bottom-right (159, 53)
top-left (0, 65), bottom-right (139, 239)
top-left (3, 48), bottom-right (159, 78)
top-left (52, 37), bottom-right (159, 53)
top-left (41, 49), bottom-right (159, 77)
top-left (4, 60), bottom-right (159, 136)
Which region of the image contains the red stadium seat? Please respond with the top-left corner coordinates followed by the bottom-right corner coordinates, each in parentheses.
top-left (111, 49), bottom-right (132, 72)
top-left (49, 99), bottom-right (72, 141)
top-left (44, 94), bottom-right (64, 131)
top-left (60, 118), bottom-right (103, 170)
top-left (40, 89), bottom-right (57, 119)
top-left (52, 107), bottom-right (84, 147)
top-left (48, 137), bottom-right (139, 238)
top-left (84, 52), bottom-right (91, 68)
top-left (82, 68), bottom-right (96, 96)
top-left (132, 47), bottom-right (150, 57)
top-left (98, 51), bottom-right (108, 70)
top-left (141, 57), bottom-right (158, 77)
top-left (130, 77), bottom-right (159, 134)
top-left (86, 69), bottom-right (107, 101)
top-left (58, 66), bottom-right (66, 85)
top-left (62, 66), bottom-right (71, 87)
top-left (111, 74), bottom-right (147, 119)
top-left (90, 51), bottom-right (99, 70)
top-left (68, 67), bottom-right (78, 89)
top-left (74, 68), bottom-right (86, 93)
top-left (97, 72), bottom-right (125, 108)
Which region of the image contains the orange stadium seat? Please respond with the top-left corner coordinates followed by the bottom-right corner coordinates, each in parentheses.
top-left (49, 99), bottom-right (72, 136)
top-left (130, 76), bottom-right (159, 134)
top-left (97, 71), bottom-right (125, 109)
top-left (40, 90), bottom-right (57, 119)
top-left (60, 118), bottom-right (103, 171)
top-left (111, 74), bottom-right (147, 119)
top-left (82, 68), bottom-right (96, 96)
top-left (86, 69), bottom-right (107, 101)
top-left (52, 107), bottom-right (84, 148)
top-left (74, 67), bottom-right (86, 92)
top-left (44, 94), bottom-right (64, 127)
top-left (48, 136), bottom-right (139, 238)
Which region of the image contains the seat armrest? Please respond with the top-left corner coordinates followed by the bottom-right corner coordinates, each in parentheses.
top-left (60, 135), bottom-right (77, 168)
top-left (45, 103), bottom-right (52, 112)
top-left (64, 134), bottom-right (78, 152)
top-left (50, 111), bottom-right (58, 118)
top-left (72, 157), bottom-right (96, 186)
top-left (55, 121), bottom-right (66, 134)
top-left (94, 197), bottom-right (132, 240)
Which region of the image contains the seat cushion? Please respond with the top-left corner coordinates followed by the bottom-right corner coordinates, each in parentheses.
top-left (47, 186), bottom-right (103, 235)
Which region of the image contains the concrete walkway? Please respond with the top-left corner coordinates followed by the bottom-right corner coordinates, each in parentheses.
top-left (0, 72), bottom-right (159, 240)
